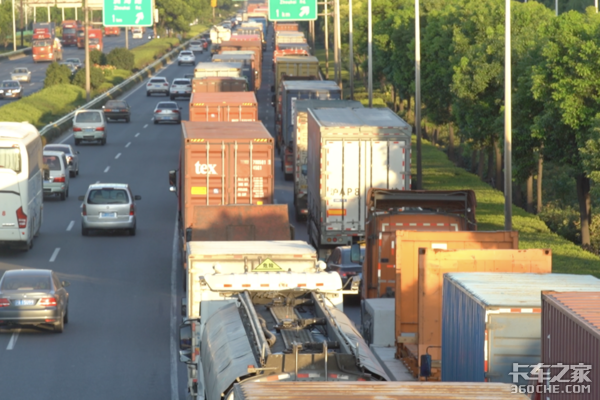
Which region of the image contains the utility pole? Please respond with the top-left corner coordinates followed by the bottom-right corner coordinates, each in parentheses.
top-left (333, 0), bottom-right (338, 83)
top-left (415, 0), bottom-right (422, 189)
top-left (84, 0), bottom-right (90, 102)
top-left (367, 0), bottom-right (372, 107)
top-left (324, 0), bottom-right (329, 80)
top-left (12, 0), bottom-right (16, 51)
top-left (555, 0), bottom-right (558, 16)
top-left (348, 0), bottom-right (353, 100)
top-left (125, 26), bottom-right (129, 49)
top-left (335, 0), bottom-right (342, 91)
top-left (75, 7), bottom-right (77, 20)
top-left (504, 0), bottom-right (512, 230)
top-left (20, 0), bottom-right (23, 48)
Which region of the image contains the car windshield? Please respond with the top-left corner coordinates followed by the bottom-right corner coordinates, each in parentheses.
top-left (43, 155), bottom-right (62, 171)
top-left (75, 112), bottom-right (102, 123)
top-left (2, 82), bottom-right (19, 88)
top-left (33, 40), bottom-right (52, 47)
top-left (180, 52), bottom-right (192, 56)
top-left (66, 59), bottom-right (79, 64)
top-left (157, 103), bottom-right (177, 109)
top-left (1, 274), bottom-right (52, 291)
top-left (13, 69), bottom-right (27, 74)
top-left (88, 189), bottom-right (129, 204)
top-left (341, 248), bottom-right (365, 265)
top-left (0, 147), bottom-right (22, 173)
top-left (173, 80), bottom-right (189, 85)
top-left (150, 79), bottom-right (166, 83)
top-left (190, 41), bottom-right (201, 45)
top-left (106, 101), bottom-right (126, 108)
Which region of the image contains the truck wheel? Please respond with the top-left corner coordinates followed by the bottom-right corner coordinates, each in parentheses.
top-left (284, 173), bottom-right (293, 182)
top-left (74, 139), bottom-right (81, 146)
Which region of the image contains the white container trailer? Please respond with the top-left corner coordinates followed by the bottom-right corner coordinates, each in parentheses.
top-left (306, 107), bottom-right (412, 259)
top-left (193, 62), bottom-right (242, 79)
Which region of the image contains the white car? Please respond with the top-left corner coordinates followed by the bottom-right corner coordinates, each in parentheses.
top-left (132, 28), bottom-right (143, 39)
top-left (177, 51), bottom-right (196, 66)
top-left (189, 40), bottom-right (204, 53)
top-left (169, 78), bottom-right (192, 100)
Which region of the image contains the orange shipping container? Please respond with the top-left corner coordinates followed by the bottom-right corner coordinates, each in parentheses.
top-left (219, 39), bottom-right (263, 71)
top-left (192, 77), bottom-right (248, 93)
top-left (363, 189), bottom-right (478, 300)
top-left (413, 248), bottom-right (552, 379)
top-left (274, 22), bottom-right (299, 31)
top-left (394, 230), bottom-right (519, 339)
top-left (189, 92), bottom-right (258, 122)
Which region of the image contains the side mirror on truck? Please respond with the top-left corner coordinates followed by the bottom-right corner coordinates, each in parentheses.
top-left (179, 321), bottom-right (193, 363)
top-left (169, 169), bottom-right (177, 192)
top-left (350, 243), bottom-right (361, 264)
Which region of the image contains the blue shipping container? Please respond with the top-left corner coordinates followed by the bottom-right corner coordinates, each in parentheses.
top-left (442, 273), bottom-right (600, 384)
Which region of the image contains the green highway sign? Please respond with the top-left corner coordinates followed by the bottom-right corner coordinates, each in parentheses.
top-left (103, 0), bottom-right (153, 27)
top-left (268, 0), bottom-right (317, 21)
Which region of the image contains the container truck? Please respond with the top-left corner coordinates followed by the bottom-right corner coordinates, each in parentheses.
top-left (104, 26), bottom-right (120, 36)
top-left (276, 81), bottom-right (342, 180)
top-left (178, 240), bottom-right (388, 400)
top-left (32, 23), bottom-right (62, 63)
top-left (192, 77), bottom-right (248, 93)
top-left (210, 25), bottom-right (231, 44)
top-left (235, 24), bottom-right (265, 50)
top-left (442, 273), bottom-right (600, 384)
top-left (273, 56), bottom-right (320, 97)
top-left (541, 291), bottom-right (600, 400)
top-left (274, 22), bottom-right (299, 32)
top-left (232, 381), bottom-right (532, 400)
top-left (60, 20), bottom-right (80, 46)
top-left (88, 29), bottom-right (103, 51)
top-left (306, 107), bottom-right (412, 259)
top-left (292, 100), bottom-right (363, 221)
top-left (275, 31), bottom-right (307, 50)
top-left (212, 53), bottom-right (256, 91)
top-left (189, 92), bottom-right (258, 122)
top-left (410, 248), bottom-right (552, 380)
top-left (221, 50), bottom-right (261, 89)
top-left (193, 62), bottom-right (243, 79)
top-left (218, 39), bottom-right (263, 75)
top-left (76, 27), bottom-right (85, 48)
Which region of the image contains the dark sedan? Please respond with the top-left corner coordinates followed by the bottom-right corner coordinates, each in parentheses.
top-left (326, 245), bottom-right (365, 288)
top-left (0, 269), bottom-right (70, 333)
top-left (102, 100), bottom-right (131, 122)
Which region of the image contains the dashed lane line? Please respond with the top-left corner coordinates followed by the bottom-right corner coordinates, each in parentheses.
top-left (49, 248), bottom-right (60, 262)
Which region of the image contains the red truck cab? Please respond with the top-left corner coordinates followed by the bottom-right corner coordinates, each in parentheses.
top-left (32, 23), bottom-right (62, 63)
top-left (61, 20), bottom-right (80, 46)
top-left (88, 29), bottom-right (103, 52)
top-left (104, 27), bottom-right (120, 36)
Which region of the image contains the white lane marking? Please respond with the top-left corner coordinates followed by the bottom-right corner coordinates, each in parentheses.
top-left (115, 153), bottom-right (121, 159)
top-left (104, 166), bottom-right (110, 173)
top-left (125, 142), bottom-right (131, 148)
top-left (6, 330), bottom-right (20, 350)
top-left (170, 212), bottom-right (180, 400)
top-left (135, 132), bottom-right (140, 137)
top-left (66, 221), bottom-right (74, 231)
top-left (143, 124), bottom-right (148, 129)
top-left (49, 248), bottom-right (61, 262)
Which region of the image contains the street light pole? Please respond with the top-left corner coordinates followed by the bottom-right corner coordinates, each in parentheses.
top-left (84, 0), bottom-right (90, 102)
top-left (348, 0), bottom-right (353, 100)
top-left (12, 0), bottom-right (17, 51)
top-left (504, 0), bottom-right (512, 231)
top-left (367, 0), bottom-right (372, 107)
top-left (415, 0), bottom-right (422, 190)
top-left (335, 0), bottom-right (342, 90)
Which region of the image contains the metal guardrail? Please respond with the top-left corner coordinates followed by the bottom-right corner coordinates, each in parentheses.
top-left (39, 33), bottom-right (206, 141)
top-left (0, 47), bottom-right (32, 62)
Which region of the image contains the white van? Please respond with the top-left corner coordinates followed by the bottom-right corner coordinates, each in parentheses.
top-left (0, 122), bottom-right (44, 250)
top-left (132, 28), bottom-right (143, 39)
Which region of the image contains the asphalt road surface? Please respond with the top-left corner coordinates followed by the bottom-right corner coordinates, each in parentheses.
top-left (0, 30), bottom-right (152, 105)
top-left (0, 26), bottom-right (361, 399)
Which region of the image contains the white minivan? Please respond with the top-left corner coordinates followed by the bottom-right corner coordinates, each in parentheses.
top-left (132, 28), bottom-right (143, 39)
top-left (0, 122), bottom-right (44, 250)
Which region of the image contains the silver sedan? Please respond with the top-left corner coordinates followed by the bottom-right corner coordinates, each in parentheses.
top-left (44, 143), bottom-right (80, 177)
top-left (10, 67), bottom-right (31, 83)
top-left (153, 101), bottom-right (182, 124)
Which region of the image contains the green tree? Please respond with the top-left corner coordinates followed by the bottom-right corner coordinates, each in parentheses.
top-left (531, 9), bottom-right (600, 246)
top-left (106, 47), bottom-right (134, 70)
top-left (44, 62), bottom-right (73, 87)
top-left (156, 0), bottom-right (194, 34)
top-left (72, 66), bottom-right (105, 89)
top-left (0, 1), bottom-right (14, 49)
top-left (90, 49), bottom-right (107, 66)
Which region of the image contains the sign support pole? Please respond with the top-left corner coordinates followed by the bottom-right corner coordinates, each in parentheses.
top-left (335, 0), bottom-right (342, 91)
top-left (324, 0), bottom-right (329, 80)
top-left (125, 26), bottom-right (128, 49)
top-left (367, 0), bottom-right (372, 107)
top-left (415, 0), bottom-right (422, 189)
top-left (349, 0), bottom-right (353, 100)
top-left (12, 0), bottom-right (16, 51)
top-left (84, 1), bottom-right (90, 102)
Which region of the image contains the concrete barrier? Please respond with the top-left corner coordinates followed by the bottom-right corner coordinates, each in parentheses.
top-left (0, 47), bottom-right (32, 62)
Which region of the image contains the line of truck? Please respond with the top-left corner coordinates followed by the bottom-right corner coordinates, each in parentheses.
top-left (168, 7), bottom-right (598, 400)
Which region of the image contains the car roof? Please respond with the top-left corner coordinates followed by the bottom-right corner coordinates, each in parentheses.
top-left (43, 150), bottom-right (66, 157)
top-left (2, 80), bottom-right (19, 84)
top-left (75, 109), bottom-right (102, 114)
top-left (2, 269), bottom-right (53, 277)
top-left (44, 144), bottom-right (70, 149)
top-left (87, 183), bottom-right (130, 190)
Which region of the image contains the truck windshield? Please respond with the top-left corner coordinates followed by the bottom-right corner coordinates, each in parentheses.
top-left (90, 38), bottom-right (99, 44)
top-left (0, 146), bottom-right (22, 174)
top-left (33, 40), bottom-right (51, 47)
top-left (63, 28), bottom-right (76, 34)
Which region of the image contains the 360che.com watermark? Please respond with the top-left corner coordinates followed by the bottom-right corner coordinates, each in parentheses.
top-left (509, 363), bottom-right (592, 395)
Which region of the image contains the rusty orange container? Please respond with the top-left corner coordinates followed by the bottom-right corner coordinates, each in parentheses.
top-left (189, 92), bottom-right (258, 122)
top-left (394, 231), bottom-right (519, 340)
top-left (411, 248), bottom-right (552, 379)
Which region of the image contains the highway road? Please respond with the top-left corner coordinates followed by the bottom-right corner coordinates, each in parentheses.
top-left (0, 29), bottom-right (152, 106)
top-left (0, 25), bottom-right (361, 399)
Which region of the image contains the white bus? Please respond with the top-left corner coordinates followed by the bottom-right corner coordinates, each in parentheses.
top-left (0, 122), bottom-right (43, 250)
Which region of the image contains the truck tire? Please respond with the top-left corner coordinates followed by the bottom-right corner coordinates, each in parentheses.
top-left (284, 173), bottom-right (292, 181)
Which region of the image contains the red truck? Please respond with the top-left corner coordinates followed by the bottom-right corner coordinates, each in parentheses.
top-left (61, 20), bottom-right (80, 46)
top-left (88, 29), bottom-right (103, 52)
top-left (32, 22), bottom-right (63, 63)
top-left (104, 27), bottom-right (120, 36)
top-left (76, 27), bottom-right (85, 48)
